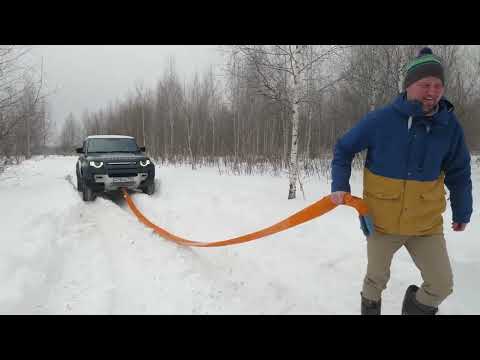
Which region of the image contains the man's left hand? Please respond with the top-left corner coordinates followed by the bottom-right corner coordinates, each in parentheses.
top-left (452, 222), bottom-right (467, 231)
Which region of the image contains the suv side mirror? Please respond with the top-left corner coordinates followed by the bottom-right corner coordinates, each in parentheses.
top-left (76, 147), bottom-right (84, 154)
top-left (139, 146), bottom-right (146, 152)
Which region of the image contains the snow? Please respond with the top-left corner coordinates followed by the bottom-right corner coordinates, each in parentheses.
top-left (0, 155), bottom-right (478, 314)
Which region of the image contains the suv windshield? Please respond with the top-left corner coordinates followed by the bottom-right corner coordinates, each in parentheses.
top-left (87, 138), bottom-right (139, 153)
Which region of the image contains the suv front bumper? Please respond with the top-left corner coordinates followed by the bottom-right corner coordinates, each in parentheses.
top-left (93, 173), bottom-right (149, 191)
top-left (82, 163), bottom-right (155, 193)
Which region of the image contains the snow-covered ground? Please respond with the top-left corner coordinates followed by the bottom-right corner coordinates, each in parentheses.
top-left (0, 156), bottom-right (478, 314)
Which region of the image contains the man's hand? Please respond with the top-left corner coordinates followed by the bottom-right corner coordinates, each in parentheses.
top-left (452, 222), bottom-right (467, 232)
top-left (331, 191), bottom-right (347, 205)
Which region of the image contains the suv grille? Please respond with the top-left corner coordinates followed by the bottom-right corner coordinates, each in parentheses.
top-left (109, 173), bottom-right (137, 178)
top-left (106, 161), bottom-right (139, 177)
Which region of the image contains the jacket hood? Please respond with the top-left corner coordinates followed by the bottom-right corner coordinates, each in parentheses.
top-left (391, 93), bottom-right (454, 127)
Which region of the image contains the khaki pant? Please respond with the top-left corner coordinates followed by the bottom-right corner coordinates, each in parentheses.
top-left (362, 231), bottom-right (453, 307)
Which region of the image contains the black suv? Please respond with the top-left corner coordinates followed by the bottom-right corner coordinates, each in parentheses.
top-left (76, 135), bottom-right (155, 201)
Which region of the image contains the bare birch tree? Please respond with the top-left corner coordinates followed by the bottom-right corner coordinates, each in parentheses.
top-left (229, 45), bottom-right (346, 199)
top-left (0, 46), bottom-right (50, 161)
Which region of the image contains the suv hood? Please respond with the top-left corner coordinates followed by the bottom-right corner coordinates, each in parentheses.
top-left (86, 153), bottom-right (149, 162)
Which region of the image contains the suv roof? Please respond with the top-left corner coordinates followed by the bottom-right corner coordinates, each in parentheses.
top-left (86, 135), bottom-right (134, 139)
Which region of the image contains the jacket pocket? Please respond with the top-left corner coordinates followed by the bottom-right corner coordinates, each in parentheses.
top-left (420, 189), bottom-right (446, 201)
top-left (363, 190), bottom-right (402, 233)
top-left (419, 187), bottom-right (446, 213)
top-left (365, 192), bottom-right (400, 200)
top-left (412, 187), bottom-right (446, 232)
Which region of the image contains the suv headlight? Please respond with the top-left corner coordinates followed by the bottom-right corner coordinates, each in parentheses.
top-left (140, 159), bottom-right (151, 167)
top-left (89, 161), bottom-right (104, 168)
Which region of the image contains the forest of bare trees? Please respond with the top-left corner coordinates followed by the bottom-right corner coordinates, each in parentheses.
top-left (0, 46), bottom-right (51, 166)
top-left (50, 45), bottom-right (480, 199)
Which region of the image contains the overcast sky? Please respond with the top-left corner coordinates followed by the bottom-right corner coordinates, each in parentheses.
top-left (28, 45), bottom-right (226, 137)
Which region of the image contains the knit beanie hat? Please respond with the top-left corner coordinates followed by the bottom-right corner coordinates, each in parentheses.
top-left (403, 47), bottom-right (444, 90)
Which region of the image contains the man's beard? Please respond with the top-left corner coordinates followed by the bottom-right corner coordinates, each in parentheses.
top-left (423, 102), bottom-right (439, 116)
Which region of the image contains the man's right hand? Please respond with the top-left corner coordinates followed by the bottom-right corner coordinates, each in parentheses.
top-left (331, 191), bottom-right (347, 205)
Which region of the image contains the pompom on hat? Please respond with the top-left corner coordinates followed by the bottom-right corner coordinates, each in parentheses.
top-left (403, 47), bottom-right (444, 90)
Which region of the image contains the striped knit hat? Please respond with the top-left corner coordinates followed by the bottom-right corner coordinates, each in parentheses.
top-left (403, 47), bottom-right (444, 90)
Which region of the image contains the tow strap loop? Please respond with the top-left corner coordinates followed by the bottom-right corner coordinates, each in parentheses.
top-left (122, 189), bottom-right (370, 247)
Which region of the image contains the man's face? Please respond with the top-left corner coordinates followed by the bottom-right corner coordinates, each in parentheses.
top-left (406, 76), bottom-right (444, 115)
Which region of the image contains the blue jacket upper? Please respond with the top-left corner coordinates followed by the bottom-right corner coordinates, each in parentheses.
top-left (331, 93), bottom-right (473, 223)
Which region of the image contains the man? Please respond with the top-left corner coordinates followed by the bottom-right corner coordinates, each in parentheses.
top-left (330, 47), bottom-right (472, 315)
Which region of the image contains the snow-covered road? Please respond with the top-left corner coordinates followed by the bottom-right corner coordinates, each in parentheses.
top-left (1, 156), bottom-right (478, 314)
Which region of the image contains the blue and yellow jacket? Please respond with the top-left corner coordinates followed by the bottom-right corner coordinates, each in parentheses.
top-left (331, 94), bottom-right (473, 235)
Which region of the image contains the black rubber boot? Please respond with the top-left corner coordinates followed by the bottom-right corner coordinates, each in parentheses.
top-left (361, 293), bottom-right (381, 315)
top-left (401, 285), bottom-right (438, 315)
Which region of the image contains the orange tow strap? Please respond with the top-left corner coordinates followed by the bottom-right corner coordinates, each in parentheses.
top-left (121, 189), bottom-right (369, 247)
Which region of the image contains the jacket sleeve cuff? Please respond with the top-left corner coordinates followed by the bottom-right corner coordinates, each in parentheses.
top-left (331, 183), bottom-right (351, 193)
top-left (452, 215), bottom-right (471, 224)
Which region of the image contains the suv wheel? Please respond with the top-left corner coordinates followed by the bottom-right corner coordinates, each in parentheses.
top-left (82, 183), bottom-right (95, 201)
top-left (142, 181), bottom-right (155, 195)
top-left (77, 175), bottom-right (83, 192)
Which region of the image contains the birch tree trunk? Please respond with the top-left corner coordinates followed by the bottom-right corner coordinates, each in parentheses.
top-left (142, 104), bottom-right (146, 148)
top-left (211, 104), bottom-right (215, 157)
top-left (369, 88), bottom-right (376, 112)
top-left (186, 114), bottom-right (194, 169)
top-left (169, 106), bottom-right (174, 159)
top-left (26, 112), bottom-right (31, 159)
top-left (282, 105), bottom-right (288, 168)
top-left (287, 45), bottom-right (303, 200)
top-left (306, 102), bottom-right (312, 162)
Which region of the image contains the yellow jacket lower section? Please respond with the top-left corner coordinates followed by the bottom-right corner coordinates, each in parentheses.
top-left (363, 169), bottom-right (446, 235)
